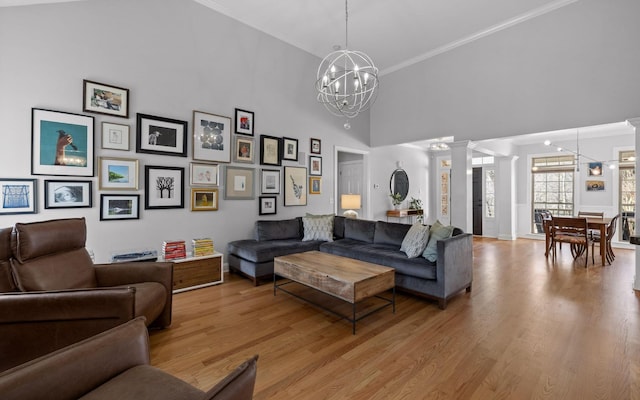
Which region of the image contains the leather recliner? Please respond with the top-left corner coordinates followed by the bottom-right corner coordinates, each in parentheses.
top-left (0, 217), bottom-right (174, 372)
top-left (0, 317), bottom-right (258, 400)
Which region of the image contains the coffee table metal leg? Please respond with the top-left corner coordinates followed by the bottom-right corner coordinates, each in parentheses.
top-left (353, 303), bottom-right (357, 335)
top-left (393, 287), bottom-right (396, 314)
top-left (273, 273), bottom-right (276, 296)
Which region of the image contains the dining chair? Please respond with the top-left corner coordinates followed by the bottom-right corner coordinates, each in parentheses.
top-left (591, 214), bottom-right (619, 265)
top-left (542, 212), bottom-right (554, 257)
top-left (578, 211), bottom-right (604, 240)
top-left (551, 216), bottom-right (592, 267)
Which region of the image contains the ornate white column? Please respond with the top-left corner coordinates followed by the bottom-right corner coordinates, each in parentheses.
top-left (627, 118), bottom-right (640, 291)
top-left (497, 155), bottom-right (519, 240)
top-left (448, 141), bottom-right (473, 233)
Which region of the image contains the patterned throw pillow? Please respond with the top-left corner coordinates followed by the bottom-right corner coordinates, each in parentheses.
top-left (302, 214), bottom-right (334, 242)
top-left (422, 220), bottom-right (454, 262)
top-left (400, 223), bottom-right (430, 258)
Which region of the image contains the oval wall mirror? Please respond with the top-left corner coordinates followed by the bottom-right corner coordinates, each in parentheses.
top-left (390, 169), bottom-right (409, 201)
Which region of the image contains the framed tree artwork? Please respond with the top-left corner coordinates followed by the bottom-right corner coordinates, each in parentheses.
top-left (144, 165), bottom-right (185, 209)
top-left (31, 108), bottom-right (94, 177)
top-left (283, 166), bottom-right (307, 206)
top-left (193, 111), bottom-right (231, 163)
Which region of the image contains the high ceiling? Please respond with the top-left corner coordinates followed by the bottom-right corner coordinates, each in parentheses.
top-left (2, 0), bottom-right (577, 74)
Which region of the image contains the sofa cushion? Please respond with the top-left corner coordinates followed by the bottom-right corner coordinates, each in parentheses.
top-left (302, 214), bottom-right (334, 242)
top-left (228, 239), bottom-right (322, 263)
top-left (422, 220), bottom-right (454, 262)
top-left (79, 365), bottom-right (204, 400)
top-left (400, 223), bottom-right (430, 258)
top-left (255, 218), bottom-right (301, 241)
top-left (344, 219), bottom-right (375, 243)
top-left (11, 248), bottom-right (97, 291)
top-left (373, 221), bottom-right (411, 247)
top-left (128, 282), bottom-right (167, 325)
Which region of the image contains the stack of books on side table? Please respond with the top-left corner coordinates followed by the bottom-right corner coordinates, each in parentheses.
top-left (162, 240), bottom-right (186, 260)
top-left (192, 238), bottom-right (214, 257)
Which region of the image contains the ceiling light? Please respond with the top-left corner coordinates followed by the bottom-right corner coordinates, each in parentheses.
top-left (315, 0), bottom-right (379, 127)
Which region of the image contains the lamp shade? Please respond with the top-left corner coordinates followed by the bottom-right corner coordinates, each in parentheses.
top-left (341, 194), bottom-right (361, 210)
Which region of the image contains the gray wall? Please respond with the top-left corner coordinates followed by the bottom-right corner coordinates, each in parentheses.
top-left (370, 0), bottom-right (640, 146)
top-left (0, 0), bottom-right (375, 263)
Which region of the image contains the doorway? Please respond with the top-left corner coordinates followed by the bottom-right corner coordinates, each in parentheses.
top-left (335, 146), bottom-right (369, 219)
top-left (472, 167), bottom-right (483, 235)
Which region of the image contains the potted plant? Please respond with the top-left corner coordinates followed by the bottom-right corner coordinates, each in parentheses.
top-left (409, 197), bottom-right (424, 223)
top-left (389, 193), bottom-right (403, 209)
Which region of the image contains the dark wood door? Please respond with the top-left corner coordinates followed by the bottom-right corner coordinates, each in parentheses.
top-left (472, 167), bottom-right (483, 235)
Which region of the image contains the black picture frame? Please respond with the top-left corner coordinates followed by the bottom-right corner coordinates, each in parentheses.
top-left (100, 194), bottom-right (140, 220)
top-left (144, 165), bottom-right (185, 209)
top-left (310, 138), bottom-right (321, 154)
top-left (235, 108), bottom-right (254, 136)
top-left (260, 135), bottom-right (281, 166)
top-left (83, 79), bottom-right (129, 118)
top-left (31, 108), bottom-right (95, 177)
top-left (136, 113), bottom-right (188, 157)
top-left (282, 137), bottom-right (298, 161)
top-left (259, 196), bottom-right (277, 215)
top-left (309, 155), bottom-right (322, 176)
top-left (0, 179), bottom-right (37, 215)
top-left (44, 180), bottom-right (92, 209)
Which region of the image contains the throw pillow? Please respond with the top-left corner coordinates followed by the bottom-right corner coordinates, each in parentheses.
top-left (302, 214), bottom-right (334, 242)
top-left (422, 220), bottom-right (454, 262)
top-left (400, 223), bottom-right (430, 258)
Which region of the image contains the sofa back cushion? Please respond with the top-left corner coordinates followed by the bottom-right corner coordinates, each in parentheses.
top-left (373, 221), bottom-right (411, 247)
top-left (10, 218), bottom-right (97, 291)
top-left (0, 227), bottom-right (17, 292)
top-left (333, 216), bottom-right (346, 239)
top-left (344, 219), bottom-right (376, 243)
top-left (256, 218), bottom-right (301, 241)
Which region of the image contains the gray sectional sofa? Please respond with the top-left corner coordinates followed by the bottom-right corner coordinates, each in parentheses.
top-left (227, 216), bottom-right (473, 309)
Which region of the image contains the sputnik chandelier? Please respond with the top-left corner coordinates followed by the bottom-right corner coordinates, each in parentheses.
top-left (315, 0), bottom-right (379, 129)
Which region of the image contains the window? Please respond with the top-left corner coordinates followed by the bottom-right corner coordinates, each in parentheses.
top-left (619, 150), bottom-right (636, 241)
top-left (531, 155), bottom-right (575, 232)
top-left (485, 169), bottom-right (495, 218)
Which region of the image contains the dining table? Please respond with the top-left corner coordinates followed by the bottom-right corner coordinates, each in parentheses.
top-left (544, 216), bottom-right (612, 266)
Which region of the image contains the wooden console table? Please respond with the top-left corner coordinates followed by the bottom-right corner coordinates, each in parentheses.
top-left (161, 252), bottom-right (224, 293)
top-left (386, 208), bottom-right (423, 223)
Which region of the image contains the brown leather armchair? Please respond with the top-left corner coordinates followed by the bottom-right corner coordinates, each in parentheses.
top-left (0, 318), bottom-right (258, 400)
top-left (0, 218), bottom-right (173, 372)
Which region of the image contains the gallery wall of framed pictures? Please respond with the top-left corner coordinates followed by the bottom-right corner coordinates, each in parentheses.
top-left (24, 78), bottom-right (328, 221)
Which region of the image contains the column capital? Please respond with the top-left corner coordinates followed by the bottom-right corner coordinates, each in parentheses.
top-left (626, 118), bottom-right (640, 129)
top-left (448, 140), bottom-right (475, 150)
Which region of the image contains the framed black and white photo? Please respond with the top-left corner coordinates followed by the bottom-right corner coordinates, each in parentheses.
top-left (259, 196), bottom-right (277, 215)
top-left (100, 194), bottom-right (139, 220)
top-left (260, 169), bottom-right (280, 194)
top-left (309, 155), bottom-right (322, 176)
top-left (234, 108), bottom-right (254, 136)
top-left (44, 180), bottom-right (92, 209)
top-left (282, 137), bottom-right (298, 161)
top-left (99, 157), bottom-right (138, 190)
top-left (101, 122), bottom-right (130, 151)
top-left (0, 179), bottom-right (37, 215)
top-left (224, 166), bottom-right (255, 200)
top-left (190, 188), bottom-right (218, 211)
top-left (136, 113), bottom-right (187, 157)
top-left (234, 136), bottom-right (254, 163)
top-left (83, 79), bottom-right (129, 118)
top-left (310, 138), bottom-right (321, 154)
top-left (32, 108), bottom-right (94, 177)
top-left (144, 165), bottom-right (185, 209)
top-left (260, 135), bottom-right (281, 166)
top-left (190, 162), bottom-right (218, 186)
top-left (193, 111), bottom-right (231, 163)
top-left (283, 166), bottom-right (307, 206)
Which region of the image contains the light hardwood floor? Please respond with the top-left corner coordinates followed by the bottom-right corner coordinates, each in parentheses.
top-left (149, 238), bottom-right (640, 399)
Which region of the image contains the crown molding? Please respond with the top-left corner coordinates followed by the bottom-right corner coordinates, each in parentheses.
top-left (380, 0), bottom-right (580, 76)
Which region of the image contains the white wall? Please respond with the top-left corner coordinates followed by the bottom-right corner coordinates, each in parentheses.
top-left (370, 0), bottom-right (640, 146)
top-left (0, 0), bottom-right (376, 263)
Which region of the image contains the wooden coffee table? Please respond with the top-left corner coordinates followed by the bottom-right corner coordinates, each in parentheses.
top-left (273, 251), bottom-right (395, 334)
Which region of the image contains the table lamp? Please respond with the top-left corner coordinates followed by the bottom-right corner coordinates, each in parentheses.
top-left (341, 194), bottom-right (361, 219)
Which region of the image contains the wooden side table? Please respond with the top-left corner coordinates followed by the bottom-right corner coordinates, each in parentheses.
top-left (161, 252), bottom-right (224, 293)
top-left (386, 209), bottom-right (423, 223)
